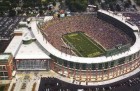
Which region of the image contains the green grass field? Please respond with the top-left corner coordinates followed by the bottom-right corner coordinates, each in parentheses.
top-left (62, 32), bottom-right (105, 57)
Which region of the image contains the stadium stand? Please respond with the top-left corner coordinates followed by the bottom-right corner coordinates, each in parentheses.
top-left (123, 12), bottom-right (140, 29)
top-left (41, 14), bottom-right (133, 56)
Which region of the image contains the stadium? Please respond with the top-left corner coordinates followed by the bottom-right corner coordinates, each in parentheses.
top-left (33, 9), bottom-right (140, 88)
top-left (1, 9), bottom-right (140, 91)
top-left (36, 11), bottom-right (139, 78)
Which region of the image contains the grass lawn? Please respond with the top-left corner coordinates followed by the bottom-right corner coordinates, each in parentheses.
top-left (62, 32), bottom-right (105, 57)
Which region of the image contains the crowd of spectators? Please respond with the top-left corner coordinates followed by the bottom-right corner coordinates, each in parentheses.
top-left (41, 15), bottom-right (133, 55)
top-left (123, 12), bottom-right (140, 29)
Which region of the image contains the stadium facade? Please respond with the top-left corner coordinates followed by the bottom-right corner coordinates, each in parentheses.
top-left (1, 9), bottom-right (140, 87)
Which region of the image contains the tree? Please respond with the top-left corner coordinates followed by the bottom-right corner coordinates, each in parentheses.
top-left (52, 1), bottom-right (56, 6)
top-left (39, 10), bottom-right (43, 16)
top-left (9, 9), bottom-right (16, 16)
top-left (0, 12), bottom-right (4, 16)
top-left (109, 3), bottom-right (115, 11)
top-left (66, 0), bottom-right (88, 12)
top-left (116, 4), bottom-right (121, 11)
top-left (58, 0), bottom-right (62, 2)
top-left (135, 0), bottom-right (140, 6)
top-left (133, 5), bottom-right (137, 10)
top-left (124, 1), bottom-right (131, 8)
top-left (128, 0), bottom-right (132, 5)
top-left (89, 0), bottom-right (96, 5)
top-left (105, 0), bottom-right (117, 4)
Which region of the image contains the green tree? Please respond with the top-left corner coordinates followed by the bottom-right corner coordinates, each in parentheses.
top-left (66, 0), bottom-right (88, 12)
top-left (9, 9), bottom-right (16, 16)
top-left (52, 1), bottom-right (56, 6)
top-left (89, 0), bottom-right (96, 5)
top-left (135, 0), bottom-right (140, 5)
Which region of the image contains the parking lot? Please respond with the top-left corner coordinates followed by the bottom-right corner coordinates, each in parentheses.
top-left (0, 17), bottom-right (27, 53)
top-left (0, 17), bottom-right (26, 40)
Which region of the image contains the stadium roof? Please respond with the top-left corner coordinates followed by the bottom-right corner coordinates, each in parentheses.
top-left (98, 10), bottom-right (139, 32)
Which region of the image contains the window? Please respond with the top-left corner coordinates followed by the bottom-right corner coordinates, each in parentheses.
top-left (129, 56), bottom-right (132, 61)
top-left (58, 59), bottom-right (63, 65)
top-left (0, 66), bottom-right (6, 70)
top-left (136, 52), bottom-right (139, 58)
top-left (118, 58), bottom-right (125, 65)
top-left (92, 64), bottom-right (96, 70)
top-left (134, 53), bottom-right (137, 59)
top-left (64, 61), bottom-right (67, 67)
top-left (3, 66), bottom-right (6, 70)
top-left (4, 72), bottom-right (8, 76)
top-left (0, 66), bottom-right (2, 70)
top-left (88, 64), bottom-right (92, 69)
top-left (0, 72), bottom-right (3, 76)
top-left (111, 61), bottom-right (114, 67)
top-left (99, 63), bottom-right (103, 70)
top-left (76, 63), bottom-right (80, 69)
top-left (82, 64), bottom-right (86, 70)
top-left (70, 62), bottom-right (73, 68)
top-left (104, 62), bottom-right (108, 69)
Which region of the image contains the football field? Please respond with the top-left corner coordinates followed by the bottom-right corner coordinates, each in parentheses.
top-left (62, 32), bottom-right (105, 57)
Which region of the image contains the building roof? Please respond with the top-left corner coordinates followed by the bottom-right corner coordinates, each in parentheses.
top-left (98, 10), bottom-right (139, 32)
top-left (15, 27), bottom-right (50, 59)
top-left (0, 53), bottom-right (11, 64)
top-left (4, 26), bottom-right (50, 60)
top-left (44, 16), bottom-right (53, 22)
top-left (4, 36), bottom-right (22, 57)
top-left (4, 28), bottom-right (34, 57)
top-left (15, 41), bottom-right (50, 59)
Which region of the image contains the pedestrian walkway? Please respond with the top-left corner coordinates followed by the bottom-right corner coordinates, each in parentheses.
top-left (8, 72), bottom-right (40, 91)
